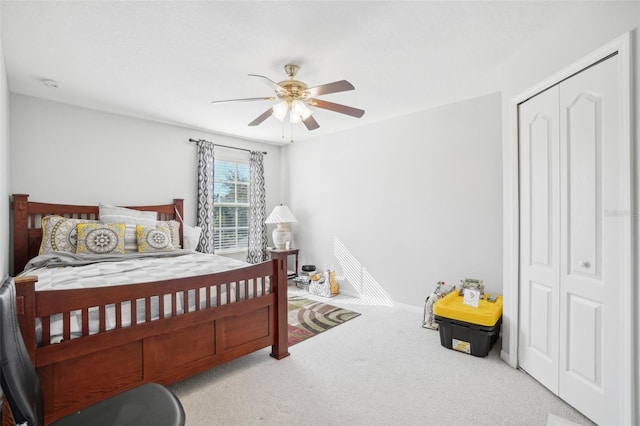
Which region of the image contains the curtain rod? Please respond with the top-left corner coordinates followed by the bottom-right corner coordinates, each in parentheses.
top-left (188, 138), bottom-right (267, 155)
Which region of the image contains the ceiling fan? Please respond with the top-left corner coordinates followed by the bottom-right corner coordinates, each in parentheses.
top-left (211, 64), bottom-right (365, 131)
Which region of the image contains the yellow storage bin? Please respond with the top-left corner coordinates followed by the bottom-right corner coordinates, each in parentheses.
top-left (433, 291), bottom-right (503, 326)
top-left (433, 291), bottom-right (503, 357)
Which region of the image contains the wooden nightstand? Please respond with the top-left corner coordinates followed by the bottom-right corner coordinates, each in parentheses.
top-left (267, 248), bottom-right (299, 278)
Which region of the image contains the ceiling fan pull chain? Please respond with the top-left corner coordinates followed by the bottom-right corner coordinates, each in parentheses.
top-left (290, 121), bottom-right (294, 143)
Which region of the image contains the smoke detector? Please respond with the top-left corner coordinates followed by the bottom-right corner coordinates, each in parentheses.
top-left (41, 79), bottom-right (62, 88)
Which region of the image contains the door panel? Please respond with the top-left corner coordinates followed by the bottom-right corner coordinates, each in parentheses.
top-left (566, 94), bottom-right (601, 279)
top-left (518, 86), bottom-right (560, 394)
top-left (530, 115), bottom-right (553, 268)
top-left (566, 294), bottom-right (601, 385)
top-left (559, 53), bottom-right (621, 425)
top-left (528, 281), bottom-right (552, 356)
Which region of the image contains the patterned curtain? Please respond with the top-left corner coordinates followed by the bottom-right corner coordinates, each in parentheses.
top-left (196, 140), bottom-right (215, 254)
top-left (246, 151), bottom-right (268, 263)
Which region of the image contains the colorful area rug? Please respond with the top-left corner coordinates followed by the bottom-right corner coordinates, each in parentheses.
top-left (288, 295), bottom-right (361, 346)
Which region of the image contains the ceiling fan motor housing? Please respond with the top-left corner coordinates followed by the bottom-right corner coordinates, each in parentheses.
top-left (277, 79), bottom-right (309, 102)
top-left (277, 64), bottom-right (310, 102)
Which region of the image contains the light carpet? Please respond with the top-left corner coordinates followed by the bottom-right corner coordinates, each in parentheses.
top-left (169, 289), bottom-right (595, 425)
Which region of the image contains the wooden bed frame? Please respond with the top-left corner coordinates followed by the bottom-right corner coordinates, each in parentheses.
top-left (9, 194), bottom-right (289, 424)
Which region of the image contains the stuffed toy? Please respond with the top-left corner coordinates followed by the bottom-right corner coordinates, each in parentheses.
top-left (422, 281), bottom-right (455, 330)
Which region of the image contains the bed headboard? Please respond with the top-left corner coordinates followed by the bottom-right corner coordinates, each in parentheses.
top-left (11, 194), bottom-right (184, 275)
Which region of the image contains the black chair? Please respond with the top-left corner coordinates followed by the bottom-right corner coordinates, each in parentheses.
top-left (0, 276), bottom-right (186, 426)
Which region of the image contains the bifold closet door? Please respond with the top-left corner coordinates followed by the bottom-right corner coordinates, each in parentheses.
top-left (557, 54), bottom-right (622, 425)
top-left (518, 85), bottom-right (561, 394)
top-left (519, 53), bottom-right (623, 425)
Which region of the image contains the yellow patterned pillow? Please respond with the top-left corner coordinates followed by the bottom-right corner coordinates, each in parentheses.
top-left (40, 215), bottom-right (97, 255)
top-left (76, 223), bottom-right (126, 255)
top-left (136, 224), bottom-right (174, 253)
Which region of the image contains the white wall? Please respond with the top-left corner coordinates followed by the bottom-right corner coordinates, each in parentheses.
top-left (0, 12), bottom-right (10, 278)
top-left (285, 92), bottom-right (503, 307)
top-left (9, 94), bottom-right (282, 264)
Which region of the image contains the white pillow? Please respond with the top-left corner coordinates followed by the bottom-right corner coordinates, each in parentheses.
top-left (99, 203), bottom-right (158, 225)
top-left (99, 203), bottom-right (158, 252)
top-left (183, 224), bottom-right (202, 251)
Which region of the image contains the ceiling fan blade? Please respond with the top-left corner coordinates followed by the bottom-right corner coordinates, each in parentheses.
top-left (211, 97), bottom-right (273, 104)
top-left (310, 98), bottom-right (365, 118)
top-left (248, 107), bottom-right (274, 126)
top-left (248, 74), bottom-right (286, 94)
top-left (302, 115), bottom-right (320, 130)
top-left (305, 80), bottom-right (355, 97)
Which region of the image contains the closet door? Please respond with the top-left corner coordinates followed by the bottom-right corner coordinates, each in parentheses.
top-left (558, 53), bottom-right (622, 424)
top-left (517, 86), bottom-right (561, 394)
top-left (519, 53), bottom-right (624, 425)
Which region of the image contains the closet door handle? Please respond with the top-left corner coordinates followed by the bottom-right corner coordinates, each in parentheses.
top-left (580, 261), bottom-right (591, 269)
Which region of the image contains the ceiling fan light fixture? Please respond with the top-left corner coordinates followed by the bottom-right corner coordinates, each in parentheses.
top-left (272, 101), bottom-right (288, 121)
top-left (289, 113), bottom-right (302, 124)
top-left (291, 100), bottom-right (312, 120)
top-left (301, 109), bottom-right (312, 120)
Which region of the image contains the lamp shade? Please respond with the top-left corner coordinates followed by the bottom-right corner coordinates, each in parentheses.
top-left (265, 205), bottom-right (297, 250)
top-left (265, 205), bottom-right (297, 224)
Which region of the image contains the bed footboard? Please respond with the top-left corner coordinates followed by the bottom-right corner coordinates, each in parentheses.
top-left (12, 259), bottom-right (289, 424)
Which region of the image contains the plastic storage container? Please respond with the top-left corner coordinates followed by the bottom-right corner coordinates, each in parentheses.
top-left (433, 291), bottom-right (503, 357)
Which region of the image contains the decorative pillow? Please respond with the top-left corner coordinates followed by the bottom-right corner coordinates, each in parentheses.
top-left (39, 215), bottom-right (98, 255)
top-left (183, 224), bottom-right (202, 251)
top-left (157, 220), bottom-right (181, 248)
top-left (76, 223), bottom-right (126, 255)
top-left (136, 224), bottom-right (174, 253)
top-left (99, 203), bottom-right (158, 251)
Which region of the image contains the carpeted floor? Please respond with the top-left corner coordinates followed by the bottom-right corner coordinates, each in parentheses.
top-left (288, 295), bottom-right (361, 346)
top-left (169, 288), bottom-right (595, 426)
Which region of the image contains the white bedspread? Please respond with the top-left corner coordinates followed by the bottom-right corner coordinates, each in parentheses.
top-left (21, 250), bottom-right (251, 290)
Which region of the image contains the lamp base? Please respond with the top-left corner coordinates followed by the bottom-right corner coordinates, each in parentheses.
top-left (272, 224), bottom-right (291, 250)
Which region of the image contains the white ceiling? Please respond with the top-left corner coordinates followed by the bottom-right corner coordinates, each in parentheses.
top-left (0, 1), bottom-right (580, 145)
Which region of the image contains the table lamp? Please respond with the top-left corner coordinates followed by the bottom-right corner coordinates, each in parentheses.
top-left (265, 205), bottom-right (297, 250)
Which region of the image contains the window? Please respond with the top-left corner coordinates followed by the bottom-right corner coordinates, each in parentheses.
top-left (213, 159), bottom-right (249, 251)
